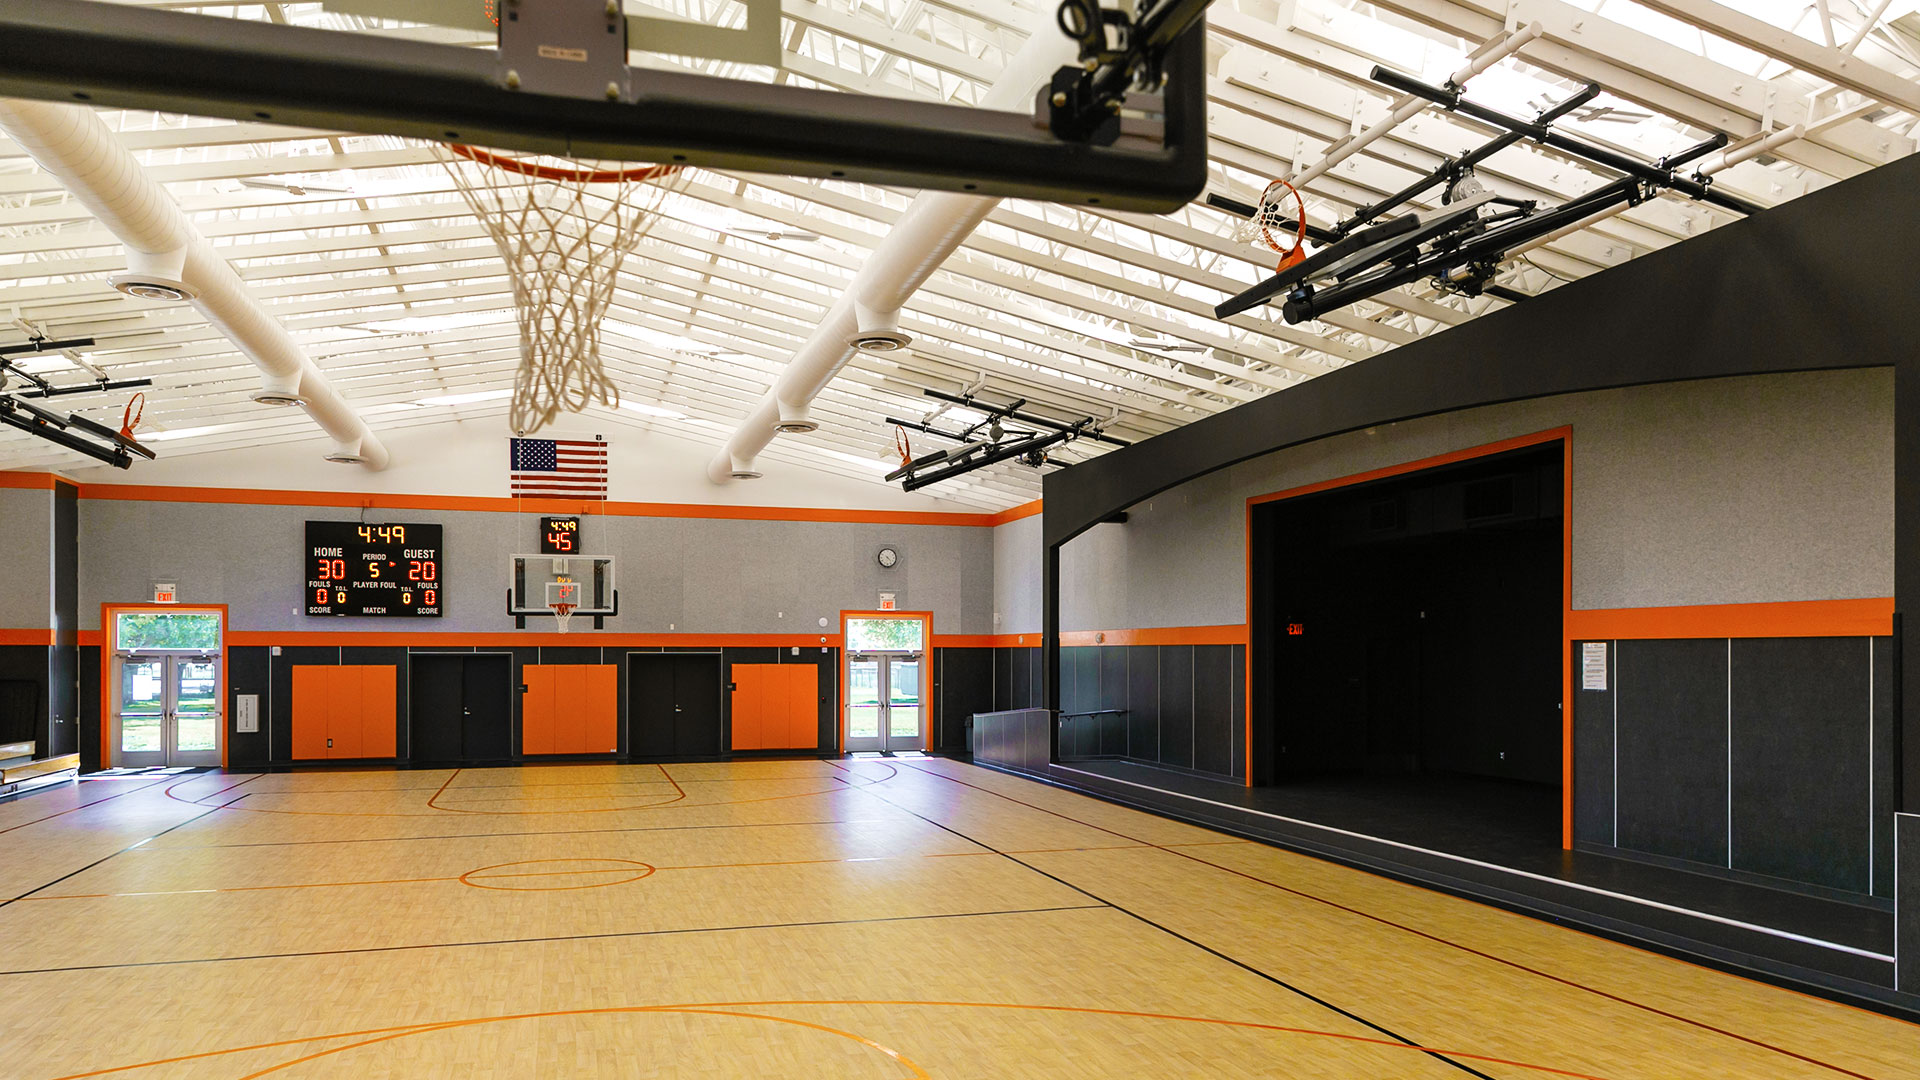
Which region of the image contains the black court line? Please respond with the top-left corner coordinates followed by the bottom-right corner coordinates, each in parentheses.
top-left (826, 759), bottom-right (1499, 1080)
top-left (124, 817), bottom-right (905, 851)
top-left (902, 759), bottom-right (1897, 1080)
top-left (0, 774), bottom-right (178, 835)
top-left (0, 774), bottom-right (263, 909)
top-left (0, 904), bottom-right (1108, 978)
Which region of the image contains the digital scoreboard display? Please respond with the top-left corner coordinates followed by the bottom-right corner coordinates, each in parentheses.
top-left (305, 521), bottom-right (443, 617)
top-left (539, 516), bottom-right (580, 555)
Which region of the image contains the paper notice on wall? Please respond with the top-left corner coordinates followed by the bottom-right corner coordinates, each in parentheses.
top-left (1581, 642), bottom-right (1608, 691)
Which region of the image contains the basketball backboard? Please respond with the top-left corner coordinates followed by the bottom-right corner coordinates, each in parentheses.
top-left (509, 554), bottom-right (617, 629)
top-left (0, 0), bottom-right (1209, 211)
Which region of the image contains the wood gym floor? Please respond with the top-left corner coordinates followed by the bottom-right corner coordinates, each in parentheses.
top-left (0, 758), bottom-right (1913, 1079)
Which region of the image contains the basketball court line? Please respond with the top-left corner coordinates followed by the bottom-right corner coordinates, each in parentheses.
top-left (123, 815), bottom-right (901, 851)
top-left (899, 759), bottom-right (1903, 1079)
top-left (822, 758), bottom-right (1500, 1080)
top-left (43, 1000), bottom-right (1628, 1080)
top-left (0, 903), bottom-right (1110, 978)
top-left (11, 838), bottom-right (1251, 902)
top-left (1050, 763), bottom-right (1893, 963)
top-left (0, 774), bottom-right (262, 909)
top-left (0, 775), bottom-right (178, 836)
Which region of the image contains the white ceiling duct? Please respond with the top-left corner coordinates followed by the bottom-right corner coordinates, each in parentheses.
top-left (0, 98), bottom-right (390, 469)
top-left (706, 18), bottom-right (1079, 485)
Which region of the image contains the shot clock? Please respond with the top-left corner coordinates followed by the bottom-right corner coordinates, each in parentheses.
top-left (539, 516), bottom-right (581, 555)
top-left (305, 521), bottom-right (443, 617)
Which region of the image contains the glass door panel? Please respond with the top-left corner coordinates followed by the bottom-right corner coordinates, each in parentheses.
top-left (119, 658), bottom-right (166, 764)
top-left (170, 659), bottom-right (222, 764)
top-left (885, 657), bottom-right (924, 751)
top-left (845, 657), bottom-right (883, 752)
top-left (115, 654), bottom-right (221, 767)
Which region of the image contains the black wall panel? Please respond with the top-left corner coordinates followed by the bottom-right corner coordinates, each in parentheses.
top-left (0, 645), bottom-right (47, 748)
top-left (1009, 646), bottom-right (1030, 713)
top-left (226, 645), bottom-right (270, 769)
top-left (1730, 637), bottom-right (1870, 893)
top-left (49, 483), bottom-right (77, 756)
top-left (77, 644), bottom-right (99, 772)
top-left (1159, 644), bottom-right (1194, 770)
top-left (1098, 646), bottom-right (1128, 755)
top-left (1615, 638), bottom-right (1728, 867)
top-left (1572, 641), bottom-right (1616, 847)
top-left (992, 647), bottom-right (1013, 713)
top-left (1873, 636), bottom-right (1897, 899)
top-left (1898, 813), bottom-right (1918, 994)
top-left (1192, 645), bottom-right (1232, 776)
top-left (1127, 644), bottom-right (1159, 762)
top-left (935, 647), bottom-right (992, 753)
top-left (1230, 646), bottom-right (1245, 781)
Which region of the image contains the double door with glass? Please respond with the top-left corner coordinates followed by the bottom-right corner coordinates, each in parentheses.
top-left (844, 653), bottom-right (923, 753)
top-left (118, 654), bottom-right (221, 766)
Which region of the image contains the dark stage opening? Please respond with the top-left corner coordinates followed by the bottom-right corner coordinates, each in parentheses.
top-left (1250, 441), bottom-right (1564, 860)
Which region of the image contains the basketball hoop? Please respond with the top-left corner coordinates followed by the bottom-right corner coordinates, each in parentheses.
top-left (1232, 178), bottom-right (1309, 272)
top-left (551, 602), bottom-right (575, 634)
top-left (435, 143), bottom-right (690, 435)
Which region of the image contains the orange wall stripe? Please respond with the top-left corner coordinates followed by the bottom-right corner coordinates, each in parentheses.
top-left (0, 629), bottom-right (53, 645)
top-left (1248, 426), bottom-right (1574, 507)
top-left (73, 482), bottom-right (1016, 527)
top-left (1059, 625), bottom-right (1248, 647)
top-left (1567, 597), bottom-right (1892, 640)
top-left (222, 631), bottom-right (847, 648)
top-left (0, 472), bottom-right (57, 490)
top-left (986, 499), bottom-right (1043, 526)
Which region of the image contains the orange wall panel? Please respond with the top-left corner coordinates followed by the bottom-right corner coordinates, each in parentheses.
top-left (325, 668), bottom-right (359, 759)
top-left (522, 666), bottom-right (556, 756)
top-left (785, 666), bottom-right (818, 750)
top-left (584, 666), bottom-right (618, 753)
top-left (359, 667), bottom-right (397, 759)
top-left (522, 665), bottom-right (618, 756)
top-left (730, 665), bottom-right (763, 751)
top-left (290, 667), bottom-right (331, 760)
top-left (555, 666), bottom-right (587, 754)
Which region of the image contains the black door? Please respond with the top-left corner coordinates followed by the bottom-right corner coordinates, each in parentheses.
top-left (628, 653), bottom-right (721, 758)
top-left (462, 654), bottom-right (512, 761)
top-left (671, 654), bottom-right (721, 756)
top-left (410, 654), bottom-right (513, 764)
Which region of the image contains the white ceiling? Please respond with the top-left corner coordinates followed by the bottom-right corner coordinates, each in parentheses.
top-left (1, 0), bottom-right (1914, 509)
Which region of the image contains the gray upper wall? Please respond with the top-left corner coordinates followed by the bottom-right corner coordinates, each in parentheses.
top-left (77, 501), bottom-right (994, 635)
top-left (0, 486), bottom-right (51, 630)
top-left (1050, 368), bottom-right (1892, 631)
top-left (993, 514), bottom-right (1043, 637)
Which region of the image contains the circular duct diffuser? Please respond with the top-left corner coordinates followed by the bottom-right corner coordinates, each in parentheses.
top-left (108, 273), bottom-right (198, 302)
top-left (848, 329), bottom-right (911, 353)
top-left (323, 447), bottom-right (370, 465)
top-left (251, 389), bottom-right (307, 407)
top-left (729, 466), bottom-right (765, 480)
top-left (773, 419), bottom-right (818, 434)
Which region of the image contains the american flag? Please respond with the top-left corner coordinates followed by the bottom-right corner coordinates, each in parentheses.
top-left (509, 436), bottom-right (609, 500)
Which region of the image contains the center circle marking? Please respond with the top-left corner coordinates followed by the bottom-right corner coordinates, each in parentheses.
top-left (457, 857), bottom-right (657, 891)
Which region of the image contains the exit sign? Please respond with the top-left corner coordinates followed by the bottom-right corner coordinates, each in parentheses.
top-left (1287, 622), bottom-right (1304, 636)
top-left (153, 583), bottom-right (178, 604)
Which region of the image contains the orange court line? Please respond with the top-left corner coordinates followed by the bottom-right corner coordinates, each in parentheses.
top-left (44, 999), bottom-right (1615, 1080)
top-left (1567, 597), bottom-right (1892, 639)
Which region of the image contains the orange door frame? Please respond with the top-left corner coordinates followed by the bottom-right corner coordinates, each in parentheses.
top-left (836, 609), bottom-right (933, 754)
top-left (98, 602), bottom-right (231, 770)
top-left (1243, 427), bottom-right (1574, 846)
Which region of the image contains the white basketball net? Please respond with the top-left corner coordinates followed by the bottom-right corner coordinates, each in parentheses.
top-left (436, 145), bottom-right (690, 435)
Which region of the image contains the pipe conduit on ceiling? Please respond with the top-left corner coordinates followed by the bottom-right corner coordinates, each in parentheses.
top-left (0, 98), bottom-right (390, 469)
top-left (706, 18), bottom-right (1079, 485)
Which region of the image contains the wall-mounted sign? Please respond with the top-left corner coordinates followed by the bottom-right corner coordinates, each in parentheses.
top-left (539, 515), bottom-right (581, 555)
top-left (153, 583), bottom-right (177, 604)
top-left (878, 592), bottom-right (897, 611)
top-left (1581, 642), bottom-right (1608, 691)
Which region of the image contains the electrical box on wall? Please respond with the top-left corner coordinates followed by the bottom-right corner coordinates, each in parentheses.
top-left (235, 694), bottom-right (259, 733)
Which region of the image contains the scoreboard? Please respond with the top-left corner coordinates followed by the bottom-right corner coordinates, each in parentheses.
top-left (305, 521), bottom-right (443, 617)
